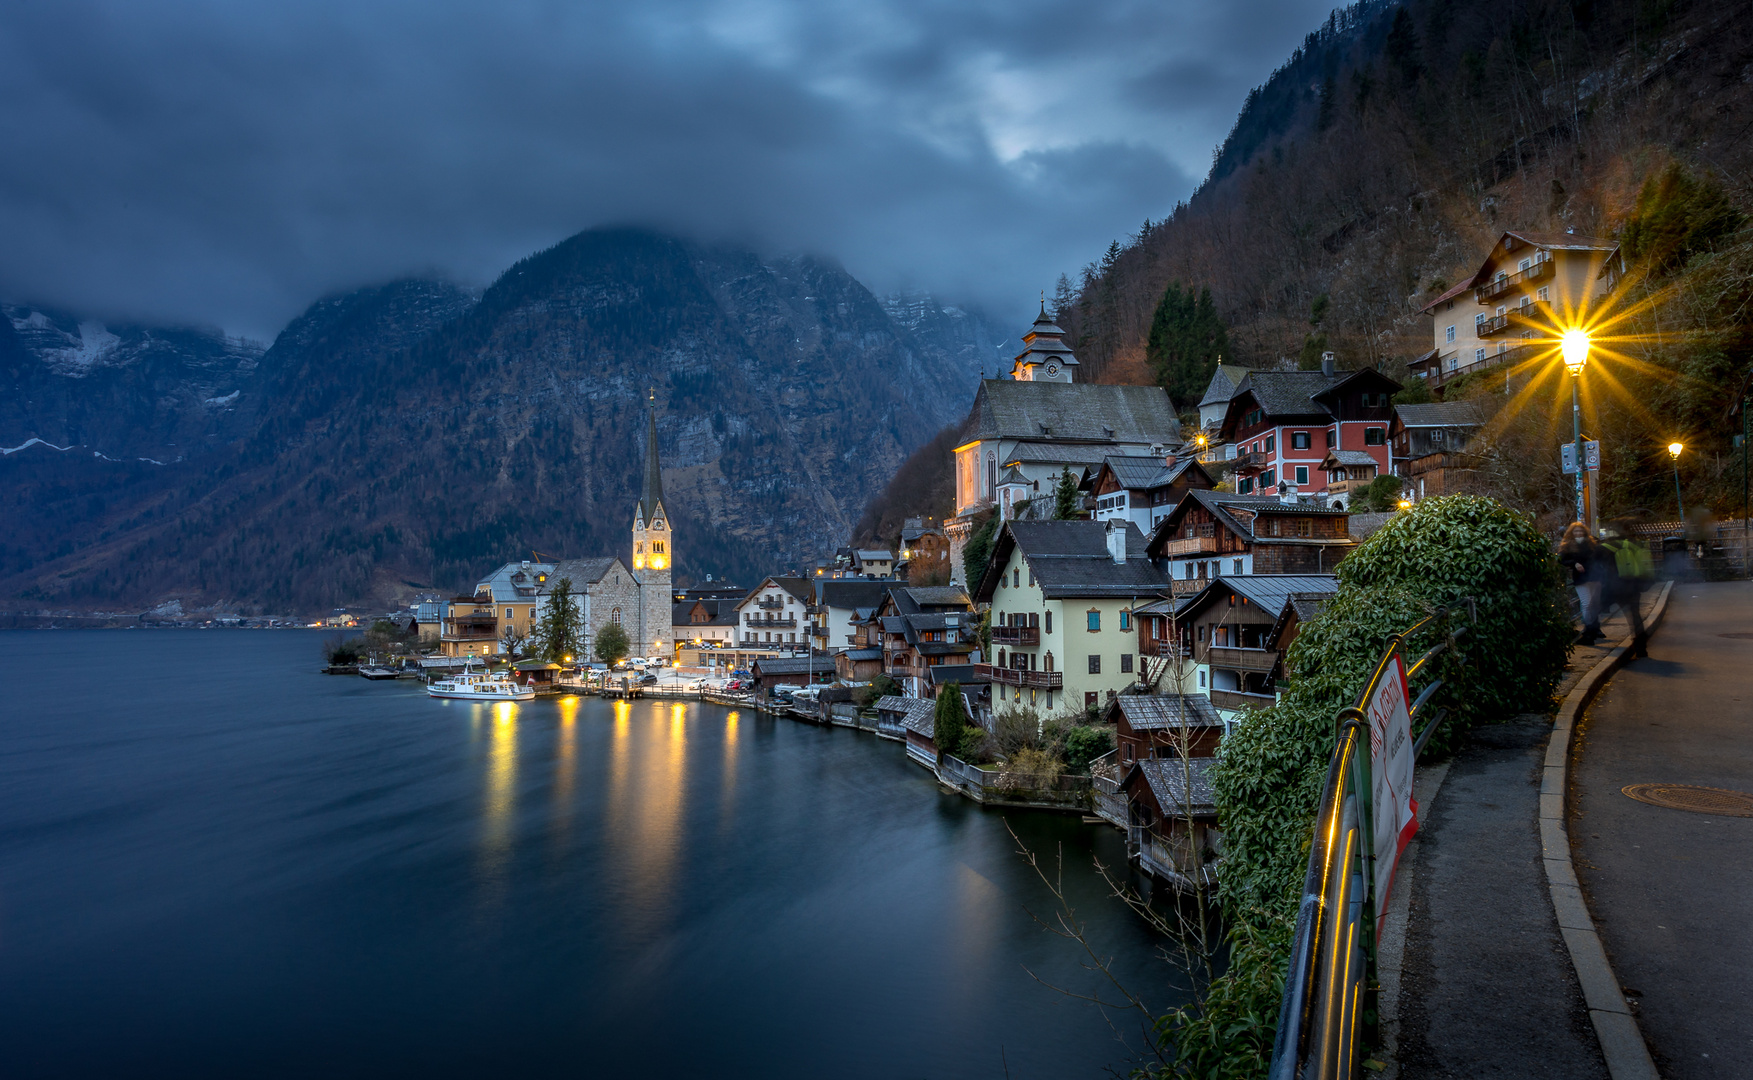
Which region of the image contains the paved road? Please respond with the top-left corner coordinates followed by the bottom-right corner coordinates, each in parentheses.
top-left (1573, 581), bottom-right (1753, 1079)
top-left (1397, 714), bottom-right (1609, 1080)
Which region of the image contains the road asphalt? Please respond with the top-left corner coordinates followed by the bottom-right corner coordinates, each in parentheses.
top-left (1572, 581), bottom-right (1753, 1079)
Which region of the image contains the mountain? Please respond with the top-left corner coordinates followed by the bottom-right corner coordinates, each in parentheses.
top-left (0, 228), bottom-right (985, 613)
top-left (1056, 0), bottom-right (1753, 395)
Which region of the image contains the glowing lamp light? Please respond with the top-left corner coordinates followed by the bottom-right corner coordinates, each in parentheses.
top-left (1396, 498), bottom-right (1413, 511)
top-left (1668, 442), bottom-right (1684, 459)
top-left (1560, 329), bottom-right (1590, 376)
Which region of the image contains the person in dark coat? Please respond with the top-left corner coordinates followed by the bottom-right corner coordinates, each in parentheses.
top-left (1558, 522), bottom-right (1605, 644)
top-left (1599, 521), bottom-right (1652, 658)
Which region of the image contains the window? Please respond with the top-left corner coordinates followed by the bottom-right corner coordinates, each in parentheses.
top-left (1448, 355), bottom-right (1458, 372)
top-left (1296, 519), bottom-right (1313, 537)
top-left (1475, 348), bottom-right (1486, 363)
top-left (1027, 569), bottom-right (1034, 587)
top-left (1119, 610), bottom-right (1130, 631)
top-left (1045, 612), bottom-right (1052, 634)
top-left (1085, 691), bottom-right (1099, 711)
top-left (1475, 313), bottom-right (1487, 328)
top-left (611, 607), bottom-right (622, 625)
top-left (1121, 653), bottom-right (1133, 673)
top-left (1088, 654), bottom-right (1101, 674)
top-left (1432, 429), bottom-right (1446, 446)
top-left (1292, 431), bottom-right (1310, 450)
top-left (1537, 286), bottom-right (1550, 302)
top-left (1233, 558), bottom-right (1244, 574)
top-left (1365, 428), bottom-right (1385, 445)
top-left (1197, 624), bottom-right (1207, 642)
top-left (1445, 325), bottom-right (1456, 343)
top-left (1012, 569), bottom-right (1020, 588)
top-left (1199, 670), bottom-right (1207, 688)
top-left (652, 541), bottom-right (664, 553)
top-left (1264, 434), bottom-right (1276, 453)
top-left (1261, 468), bottom-right (1276, 487)
top-left (1295, 465), bottom-right (1309, 485)
top-left (985, 450), bottom-right (996, 496)
top-left (1325, 428), bottom-right (1336, 448)
top-left (1087, 610), bottom-right (1101, 632)
top-left (505, 608), bottom-right (512, 619)
top-left (1238, 478), bottom-right (1253, 494)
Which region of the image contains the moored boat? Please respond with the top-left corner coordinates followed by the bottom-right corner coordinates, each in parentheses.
top-left (426, 670), bottom-right (536, 701)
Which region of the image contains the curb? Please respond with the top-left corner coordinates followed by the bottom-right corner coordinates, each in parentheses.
top-left (1541, 580), bottom-right (1673, 1080)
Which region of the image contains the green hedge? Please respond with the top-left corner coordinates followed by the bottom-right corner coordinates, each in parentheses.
top-left (1147, 496), bottom-right (1573, 1075)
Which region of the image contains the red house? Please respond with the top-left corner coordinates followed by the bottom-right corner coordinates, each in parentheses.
top-left (1218, 356), bottom-right (1401, 502)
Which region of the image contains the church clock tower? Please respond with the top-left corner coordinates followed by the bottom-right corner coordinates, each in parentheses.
top-left (630, 394), bottom-right (672, 657)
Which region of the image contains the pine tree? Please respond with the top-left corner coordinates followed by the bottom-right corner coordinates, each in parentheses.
top-left (933, 683), bottom-right (967, 762)
top-left (594, 621), bottom-right (630, 667)
top-left (1146, 282), bottom-right (1230, 408)
top-left (1053, 467), bottom-right (1082, 520)
top-left (533, 576), bottom-right (584, 662)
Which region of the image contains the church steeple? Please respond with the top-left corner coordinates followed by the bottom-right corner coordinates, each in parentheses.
top-left (632, 390), bottom-right (670, 577)
top-left (1009, 296), bottom-right (1079, 382)
top-left (638, 393), bottom-right (665, 526)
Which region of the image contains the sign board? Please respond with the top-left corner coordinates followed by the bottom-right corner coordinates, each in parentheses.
top-left (1562, 441), bottom-right (1601, 475)
top-left (1365, 652), bottom-right (1419, 927)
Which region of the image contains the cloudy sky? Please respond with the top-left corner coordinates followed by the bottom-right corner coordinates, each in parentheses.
top-left (0, 0), bottom-right (1335, 340)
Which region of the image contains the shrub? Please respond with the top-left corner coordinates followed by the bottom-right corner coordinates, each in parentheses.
top-left (323, 636), bottom-right (364, 665)
top-left (852, 673), bottom-right (901, 708)
top-left (1064, 725), bottom-right (1115, 774)
top-left (998, 747), bottom-right (1064, 790)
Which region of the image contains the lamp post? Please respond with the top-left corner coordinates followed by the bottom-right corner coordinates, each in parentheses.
top-left (1561, 330), bottom-right (1590, 526)
top-left (1668, 442), bottom-right (1685, 522)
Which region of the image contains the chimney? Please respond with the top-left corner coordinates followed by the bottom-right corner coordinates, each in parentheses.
top-left (1321, 351), bottom-right (1336, 378)
top-left (1163, 451), bottom-right (1177, 469)
top-left (1105, 519), bottom-right (1127, 564)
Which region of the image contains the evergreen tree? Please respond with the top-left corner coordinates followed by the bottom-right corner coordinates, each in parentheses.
top-left (594, 621), bottom-right (630, 668)
top-left (933, 683), bottom-right (968, 762)
top-left (1146, 282), bottom-right (1230, 408)
top-left (1052, 466), bottom-right (1082, 520)
top-left (533, 576), bottom-right (584, 662)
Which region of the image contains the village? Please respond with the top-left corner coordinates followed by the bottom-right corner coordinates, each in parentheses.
top-left (316, 226), bottom-right (1742, 895)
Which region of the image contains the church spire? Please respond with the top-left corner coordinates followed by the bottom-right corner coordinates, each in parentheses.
top-left (639, 389), bottom-right (664, 524)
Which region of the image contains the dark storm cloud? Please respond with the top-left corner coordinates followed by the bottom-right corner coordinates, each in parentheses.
top-left (0, 0), bottom-right (1336, 338)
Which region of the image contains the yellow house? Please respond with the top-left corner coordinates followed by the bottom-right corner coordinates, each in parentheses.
top-left (438, 596), bottom-right (499, 658)
top-left (973, 519), bottom-right (1169, 716)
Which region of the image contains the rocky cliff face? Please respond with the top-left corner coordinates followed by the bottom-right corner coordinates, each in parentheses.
top-left (0, 228), bottom-right (984, 612)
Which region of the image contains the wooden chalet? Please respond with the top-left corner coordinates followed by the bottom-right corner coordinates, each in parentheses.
top-left (1172, 574), bottom-right (1338, 718)
top-left (1145, 489), bottom-right (1352, 593)
top-left (1390, 401), bottom-right (1486, 502)
top-left (1104, 694), bottom-right (1225, 767)
top-left (1122, 757), bottom-right (1221, 886)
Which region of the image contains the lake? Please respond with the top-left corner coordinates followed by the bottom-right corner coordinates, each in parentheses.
top-left (0, 630), bottom-right (1188, 1078)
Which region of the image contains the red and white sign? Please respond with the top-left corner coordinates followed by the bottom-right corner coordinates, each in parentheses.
top-left (1365, 652), bottom-right (1419, 928)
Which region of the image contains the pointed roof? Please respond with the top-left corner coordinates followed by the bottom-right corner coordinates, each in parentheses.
top-left (639, 403), bottom-right (664, 524)
top-left (1011, 301), bottom-right (1079, 372)
top-left (1197, 364), bottom-right (1253, 409)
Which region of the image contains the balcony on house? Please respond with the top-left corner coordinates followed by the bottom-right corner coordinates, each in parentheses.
top-left (757, 598), bottom-right (786, 610)
top-left (442, 618), bottom-right (498, 641)
top-left (974, 663), bottom-right (1063, 689)
top-left (1210, 688), bottom-right (1277, 711)
top-left (991, 624), bottom-right (1040, 646)
top-left (747, 616), bottom-right (797, 629)
top-left (1232, 450), bottom-right (1268, 474)
top-left (1204, 645), bottom-right (1277, 672)
top-left (1474, 257), bottom-right (1553, 304)
top-left (1163, 531), bottom-right (1219, 556)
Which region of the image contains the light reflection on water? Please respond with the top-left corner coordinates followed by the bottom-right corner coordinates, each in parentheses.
top-left (0, 631), bottom-right (1186, 1079)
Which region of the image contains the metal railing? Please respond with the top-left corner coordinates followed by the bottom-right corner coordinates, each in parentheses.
top-left (1474, 257), bottom-right (1551, 304)
top-left (1269, 601), bottom-right (1472, 1080)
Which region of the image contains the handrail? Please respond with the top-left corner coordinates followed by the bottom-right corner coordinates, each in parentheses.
top-left (1269, 600), bottom-right (1474, 1079)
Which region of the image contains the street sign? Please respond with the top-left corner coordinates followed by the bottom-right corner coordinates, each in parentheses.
top-left (1561, 440), bottom-right (1601, 474)
top-left (1365, 652), bottom-right (1418, 927)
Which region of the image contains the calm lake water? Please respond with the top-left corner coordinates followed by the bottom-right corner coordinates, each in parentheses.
top-left (0, 630), bottom-right (1187, 1078)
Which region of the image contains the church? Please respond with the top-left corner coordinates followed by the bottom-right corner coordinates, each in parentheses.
top-left (467, 399), bottom-right (674, 660)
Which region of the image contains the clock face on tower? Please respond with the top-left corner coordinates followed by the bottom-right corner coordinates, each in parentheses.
top-left (1045, 363), bottom-right (1059, 378)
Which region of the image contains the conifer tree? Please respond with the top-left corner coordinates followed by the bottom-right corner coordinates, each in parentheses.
top-left (533, 576), bottom-right (584, 662)
top-left (1146, 282), bottom-right (1230, 408)
top-left (1053, 466), bottom-right (1082, 520)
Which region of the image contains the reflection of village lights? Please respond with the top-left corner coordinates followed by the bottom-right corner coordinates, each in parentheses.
top-left (1561, 328), bottom-right (1591, 376)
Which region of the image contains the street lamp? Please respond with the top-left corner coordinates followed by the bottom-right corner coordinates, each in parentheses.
top-left (1668, 442), bottom-right (1685, 522)
top-left (1561, 329), bottom-right (1590, 525)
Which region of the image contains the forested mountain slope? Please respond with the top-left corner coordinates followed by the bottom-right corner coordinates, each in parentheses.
top-left (1059, 0), bottom-right (1752, 396)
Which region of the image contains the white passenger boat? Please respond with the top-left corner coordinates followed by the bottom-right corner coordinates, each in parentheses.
top-left (426, 669), bottom-right (536, 701)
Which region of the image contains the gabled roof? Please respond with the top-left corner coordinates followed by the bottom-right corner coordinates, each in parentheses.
top-left (1127, 757), bottom-right (1218, 816)
top-left (975, 520), bottom-right (1166, 601)
top-left (548, 557), bottom-right (622, 587)
top-left (1322, 449), bottom-right (1379, 468)
top-left (637, 404), bottom-right (665, 526)
top-left (815, 580), bottom-right (891, 611)
top-left (1109, 694), bottom-right (1223, 731)
top-left (1146, 489), bottom-right (1350, 555)
top-left (1095, 454), bottom-right (1215, 495)
top-left (1173, 574), bottom-right (1339, 625)
top-left (958, 380), bottom-right (1181, 446)
top-left (890, 585), bottom-right (973, 613)
top-left (1198, 364), bottom-right (1254, 409)
top-left (750, 656), bottom-right (836, 677)
top-left (1005, 442), bottom-right (1128, 466)
top-left (928, 664), bottom-right (987, 686)
top-left (741, 575), bottom-right (812, 607)
top-left (1265, 592), bottom-right (1331, 651)
top-left (1421, 231), bottom-right (1619, 313)
top-left (875, 695), bottom-right (938, 737)
top-left (1394, 401), bottom-right (1487, 428)
top-left (1231, 370), bottom-right (1339, 419)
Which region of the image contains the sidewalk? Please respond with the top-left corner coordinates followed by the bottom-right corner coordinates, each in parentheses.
top-left (1571, 581), bottom-right (1753, 1079)
top-left (1386, 589), bottom-right (1665, 1079)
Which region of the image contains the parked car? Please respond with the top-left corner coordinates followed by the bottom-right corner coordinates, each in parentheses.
top-left (638, 672), bottom-right (658, 685)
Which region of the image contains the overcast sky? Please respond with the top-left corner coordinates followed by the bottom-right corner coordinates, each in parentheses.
top-left (0, 0), bottom-right (1336, 340)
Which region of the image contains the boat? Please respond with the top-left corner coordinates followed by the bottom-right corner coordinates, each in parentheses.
top-left (426, 669), bottom-right (536, 701)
